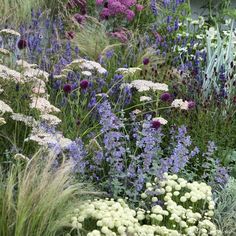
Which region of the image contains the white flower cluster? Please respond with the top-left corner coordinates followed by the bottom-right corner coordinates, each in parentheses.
top-left (152, 117), bottom-right (168, 125)
top-left (25, 125), bottom-right (72, 149)
top-left (129, 80), bottom-right (169, 92)
top-left (171, 99), bottom-right (190, 110)
top-left (16, 59), bottom-right (38, 69)
top-left (116, 67), bottom-right (142, 75)
top-left (0, 100), bottom-right (13, 114)
top-left (140, 96), bottom-right (152, 102)
top-left (0, 48), bottom-right (10, 56)
top-left (140, 173), bottom-right (222, 236)
top-left (66, 58), bottom-right (107, 75)
top-left (68, 174), bottom-right (221, 236)
top-left (0, 64), bottom-right (21, 82)
top-left (0, 117), bottom-right (6, 126)
top-left (0, 53), bottom-right (67, 151)
top-left (0, 29), bottom-right (21, 37)
top-left (10, 113), bottom-right (37, 127)
top-left (69, 198), bottom-right (189, 236)
top-left (30, 97), bottom-right (60, 114)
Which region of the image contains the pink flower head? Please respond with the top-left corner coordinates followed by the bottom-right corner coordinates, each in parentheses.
top-left (108, 0), bottom-right (126, 15)
top-left (136, 4), bottom-right (144, 11)
top-left (126, 9), bottom-right (135, 21)
top-left (120, 0), bottom-right (136, 7)
top-left (188, 101), bottom-right (196, 109)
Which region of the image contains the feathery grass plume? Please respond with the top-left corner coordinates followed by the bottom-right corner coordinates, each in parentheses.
top-left (0, 0), bottom-right (38, 26)
top-left (73, 16), bottom-right (111, 60)
top-left (0, 0), bottom-right (67, 26)
top-left (214, 177), bottom-right (236, 235)
top-left (0, 150), bottom-right (92, 236)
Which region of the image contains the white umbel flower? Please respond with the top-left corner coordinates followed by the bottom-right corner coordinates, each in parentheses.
top-left (140, 96), bottom-right (152, 102)
top-left (0, 100), bottom-right (13, 114)
top-left (0, 29), bottom-right (20, 37)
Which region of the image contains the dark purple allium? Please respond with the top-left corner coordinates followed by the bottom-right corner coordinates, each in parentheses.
top-left (143, 58), bottom-right (150, 65)
top-left (188, 101), bottom-right (196, 109)
top-left (17, 39), bottom-right (27, 50)
top-left (63, 84), bottom-right (72, 93)
top-left (151, 120), bottom-right (161, 129)
top-left (160, 92), bottom-right (171, 102)
top-left (80, 79), bottom-right (89, 89)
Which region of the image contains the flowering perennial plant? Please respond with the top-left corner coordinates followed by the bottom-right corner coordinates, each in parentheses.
top-left (68, 175), bottom-right (221, 235)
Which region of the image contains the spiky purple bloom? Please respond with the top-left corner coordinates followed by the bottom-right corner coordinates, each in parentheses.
top-left (67, 138), bottom-right (87, 173)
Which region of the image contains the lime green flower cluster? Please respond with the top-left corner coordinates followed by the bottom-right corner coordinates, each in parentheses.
top-left (68, 174), bottom-right (221, 236)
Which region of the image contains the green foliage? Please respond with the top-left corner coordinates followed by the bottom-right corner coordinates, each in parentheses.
top-left (214, 178), bottom-right (236, 235)
top-left (73, 17), bottom-right (112, 60)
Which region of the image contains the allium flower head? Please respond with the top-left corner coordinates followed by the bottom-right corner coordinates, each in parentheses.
top-left (17, 39), bottom-right (27, 50)
top-left (126, 9), bottom-right (135, 21)
top-left (80, 79), bottom-right (89, 89)
top-left (151, 120), bottom-right (161, 129)
top-left (63, 84), bottom-right (72, 93)
top-left (143, 58), bottom-right (150, 65)
top-left (160, 92), bottom-right (171, 101)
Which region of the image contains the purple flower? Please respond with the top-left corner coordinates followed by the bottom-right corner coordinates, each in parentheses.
top-left (136, 4), bottom-right (144, 11)
top-left (188, 100), bottom-right (195, 109)
top-left (17, 39), bottom-right (27, 49)
top-left (160, 92), bottom-right (171, 102)
top-left (126, 9), bottom-right (135, 21)
top-left (63, 84), bottom-right (72, 93)
top-left (143, 57), bottom-right (150, 65)
top-left (80, 79), bottom-right (89, 89)
top-left (151, 120), bottom-right (161, 130)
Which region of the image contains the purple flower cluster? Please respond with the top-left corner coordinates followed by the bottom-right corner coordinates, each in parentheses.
top-left (159, 126), bottom-right (199, 175)
top-left (67, 138), bottom-right (87, 173)
top-left (97, 0), bottom-right (143, 21)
